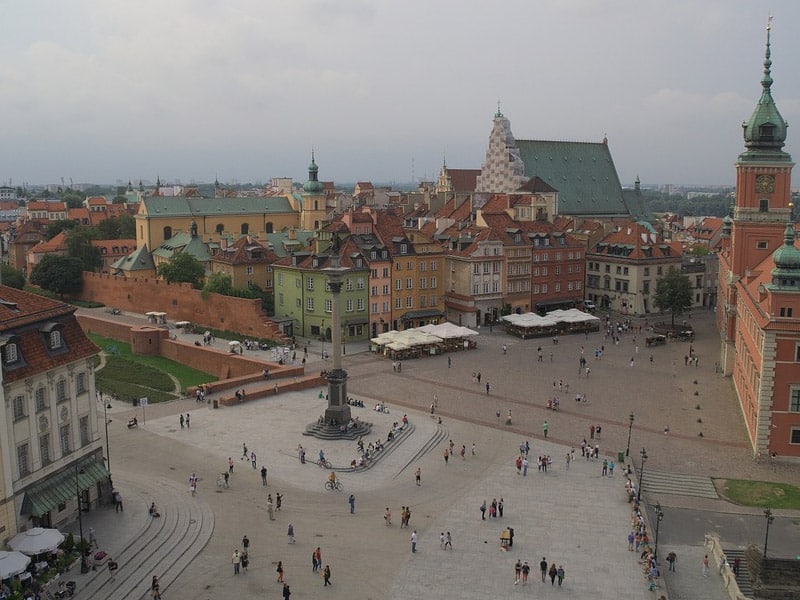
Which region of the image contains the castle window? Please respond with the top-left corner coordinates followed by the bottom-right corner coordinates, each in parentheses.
top-left (759, 124), bottom-right (775, 140)
top-left (4, 342), bottom-right (19, 364)
top-left (757, 241), bottom-right (768, 249)
top-left (241, 223), bottom-right (249, 235)
top-left (163, 226), bottom-right (172, 240)
top-left (759, 199), bottom-right (769, 212)
top-left (215, 223), bottom-right (224, 234)
top-left (792, 428), bottom-right (800, 445)
top-left (265, 222), bottom-right (274, 233)
top-left (791, 387), bottom-right (800, 412)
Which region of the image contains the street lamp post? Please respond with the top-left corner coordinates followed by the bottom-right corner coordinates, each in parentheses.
top-left (763, 507), bottom-right (775, 558)
top-left (321, 320), bottom-right (325, 359)
top-left (103, 401), bottom-right (112, 475)
top-left (637, 448), bottom-right (648, 502)
top-left (75, 463), bottom-right (88, 573)
top-left (653, 502), bottom-right (664, 562)
top-left (626, 412), bottom-right (635, 457)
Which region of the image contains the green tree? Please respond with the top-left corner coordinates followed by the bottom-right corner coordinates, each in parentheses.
top-left (118, 214), bottom-right (135, 238)
top-left (0, 264), bottom-right (25, 289)
top-left (44, 219), bottom-right (79, 241)
top-left (97, 215), bottom-right (136, 239)
top-left (112, 195), bottom-right (128, 204)
top-left (653, 267), bottom-right (693, 327)
top-left (203, 272), bottom-right (233, 296)
top-left (61, 192), bottom-right (85, 209)
top-left (30, 255), bottom-right (84, 297)
top-left (66, 228), bottom-right (103, 271)
top-left (157, 253), bottom-right (206, 288)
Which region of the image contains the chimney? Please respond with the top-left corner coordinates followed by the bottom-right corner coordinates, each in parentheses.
top-left (288, 227), bottom-right (297, 240)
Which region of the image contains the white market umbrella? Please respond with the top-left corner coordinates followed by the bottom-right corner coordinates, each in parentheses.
top-left (0, 551), bottom-right (30, 578)
top-left (8, 527), bottom-right (64, 555)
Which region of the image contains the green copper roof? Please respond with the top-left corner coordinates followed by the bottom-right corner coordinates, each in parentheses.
top-left (772, 223), bottom-right (800, 272)
top-left (152, 231), bottom-right (211, 262)
top-left (141, 196), bottom-right (293, 217)
top-left (111, 244), bottom-right (154, 271)
top-left (516, 140), bottom-right (629, 216)
top-left (740, 23), bottom-right (790, 162)
top-left (303, 151), bottom-right (324, 194)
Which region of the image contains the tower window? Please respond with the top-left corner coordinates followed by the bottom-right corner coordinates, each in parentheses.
top-left (756, 241), bottom-right (768, 249)
top-left (759, 124), bottom-right (775, 140)
top-left (759, 199), bottom-right (769, 212)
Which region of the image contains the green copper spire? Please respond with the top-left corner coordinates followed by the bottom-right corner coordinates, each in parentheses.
top-left (303, 150), bottom-right (324, 194)
top-left (741, 18), bottom-right (789, 157)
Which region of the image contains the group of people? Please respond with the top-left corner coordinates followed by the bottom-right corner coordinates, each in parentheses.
top-left (513, 558), bottom-right (565, 587)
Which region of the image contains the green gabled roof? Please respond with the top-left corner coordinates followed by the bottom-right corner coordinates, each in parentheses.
top-left (263, 230), bottom-right (317, 257)
top-left (141, 196), bottom-right (294, 217)
top-left (111, 244), bottom-right (154, 271)
top-left (152, 232), bottom-right (211, 262)
top-left (516, 140), bottom-right (629, 217)
top-left (622, 189), bottom-right (651, 221)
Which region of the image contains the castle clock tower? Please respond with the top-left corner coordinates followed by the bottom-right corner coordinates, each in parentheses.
top-left (730, 20), bottom-right (794, 276)
top-left (719, 20), bottom-right (794, 375)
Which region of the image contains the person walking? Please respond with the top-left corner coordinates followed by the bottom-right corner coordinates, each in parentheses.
top-left (323, 564), bottom-right (331, 586)
top-left (282, 583), bottom-right (291, 600)
top-left (702, 554), bottom-right (709, 577)
top-left (261, 465), bottom-right (268, 486)
top-left (242, 535), bottom-right (250, 553)
top-left (185, 413), bottom-right (190, 428)
top-left (276, 493), bottom-right (283, 511)
top-left (521, 561), bottom-right (530, 585)
top-left (88, 527), bottom-right (97, 549)
top-left (411, 530), bottom-right (417, 553)
top-left (667, 551), bottom-right (677, 572)
top-left (287, 523), bottom-right (295, 544)
top-left (472, 443), bottom-right (476, 456)
top-left (514, 559), bottom-right (522, 585)
top-left (522, 457), bottom-right (529, 476)
top-left (415, 467), bottom-right (421, 486)
top-left (276, 561), bottom-right (284, 583)
top-left (179, 414), bottom-right (184, 429)
top-left (444, 531), bottom-right (452, 550)
top-left (557, 565), bottom-right (565, 586)
top-left (480, 500), bottom-right (487, 520)
top-left (151, 575), bottom-right (162, 600)
top-left (549, 563), bottom-right (558, 585)
top-left (251, 452), bottom-right (257, 469)
top-left (241, 443), bottom-right (248, 460)
top-left (267, 495), bottom-right (275, 521)
top-left (312, 550), bottom-right (319, 573)
top-left (228, 457), bottom-right (234, 474)
top-left (232, 549), bottom-right (241, 575)
top-left (348, 494), bottom-right (355, 514)
top-left (443, 448), bottom-right (449, 464)
top-left (540, 557), bottom-right (548, 582)
top-left (543, 421), bottom-right (549, 438)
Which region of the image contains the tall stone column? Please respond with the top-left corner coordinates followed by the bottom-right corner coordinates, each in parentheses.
top-left (321, 258), bottom-right (351, 426)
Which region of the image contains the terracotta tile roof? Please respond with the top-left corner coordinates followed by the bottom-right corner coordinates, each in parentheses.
top-left (86, 197), bottom-right (107, 206)
top-left (91, 239), bottom-right (136, 257)
top-left (211, 236), bottom-right (279, 265)
top-left (589, 221), bottom-right (682, 260)
top-left (0, 287), bottom-right (100, 383)
top-left (30, 231), bottom-right (68, 254)
top-left (273, 237), bottom-right (368, 270)
top-left (447, 169), bottom-right (481, 193)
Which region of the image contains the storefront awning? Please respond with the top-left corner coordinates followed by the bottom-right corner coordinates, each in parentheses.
top-left (21, 461), bottom-right (109, 517)
top-left (400, 309), bottom-right (444, 321)
top-left (345, 318), bottom-right (369, 326)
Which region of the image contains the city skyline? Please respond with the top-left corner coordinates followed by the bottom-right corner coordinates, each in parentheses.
top-left (2, 1), bottom-right (799, 187)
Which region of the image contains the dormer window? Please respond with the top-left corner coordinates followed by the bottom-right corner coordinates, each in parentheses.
top-left (312, 258), bottom-right (319, 268)
top-left (50, 330), bottom-right (62, 349)
top-left (4, 342), bottom-right (18, 364)
top-left (759, 124), bottom-right (775, 141)
top-left (400, 244), bottom-right (408, 255)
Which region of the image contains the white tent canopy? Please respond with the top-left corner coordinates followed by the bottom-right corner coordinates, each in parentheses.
top-left (8, 527), bottom-right (64, 555)
top-left (0, 551), bottom-right (30, 578)
top-left (416, 323), bottom-right (479, 338)
top-left (502, 309), bottom-right (599, 329)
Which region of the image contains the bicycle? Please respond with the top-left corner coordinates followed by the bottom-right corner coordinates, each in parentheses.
top-left (317, 458), bottom-right (332, 469)
top-left (324, 479), bottom-right (343, 491)
top-left (216, 474), bottom-right (229, 489)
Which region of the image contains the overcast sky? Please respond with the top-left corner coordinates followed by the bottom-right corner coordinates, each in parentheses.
top-left (2, 0), bottom-right (799, 188)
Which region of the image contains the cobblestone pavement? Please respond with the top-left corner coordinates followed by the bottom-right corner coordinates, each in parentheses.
top-left (84, 308), bottom-right (797, 599)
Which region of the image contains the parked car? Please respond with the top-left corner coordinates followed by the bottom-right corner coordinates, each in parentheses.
top-left (583, 300), bottom-right (596, 313)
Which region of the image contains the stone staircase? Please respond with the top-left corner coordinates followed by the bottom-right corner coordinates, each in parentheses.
top-left (640, 469), bottom-right (719, 499)
top-left (260, 316), bottom-right (292, 344)
top-left (722, 549), bottom-right (755, 599)
top-left (78, 474), bottom-right (214, 600)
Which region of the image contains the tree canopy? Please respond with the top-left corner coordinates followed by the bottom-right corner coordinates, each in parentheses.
top-left (202, 272), bottom-right (234, 296)
top-left (653, 267), bottom-right (693, 326)
top-left (0, 264), bottom-right (25, 289)
top-left (61, 192), bottom-right (85, 209)
top-left (157, 253), bottom-right (206, 288)
top-left (66, 228), bottom-right (103, 272)
top-left (96, 214), bottom-right (135, 239)
top-left (44, 219), bottom-right (79, 241)
top-left (30, 255), bottom-right (85, 297)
